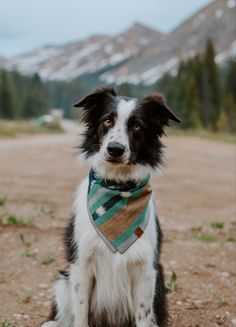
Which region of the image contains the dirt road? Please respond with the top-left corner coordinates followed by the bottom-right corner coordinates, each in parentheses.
top-left (0, 132), bottom-right (235, 327)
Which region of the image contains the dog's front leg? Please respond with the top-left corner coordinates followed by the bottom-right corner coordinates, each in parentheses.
top-left (71, 263), bottom-right (93, 327)
top-left (133, 264), bottom-right (157, 327)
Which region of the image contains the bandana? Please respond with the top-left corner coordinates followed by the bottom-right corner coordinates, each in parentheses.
top-left (87, 169), bottom-right (152, 253)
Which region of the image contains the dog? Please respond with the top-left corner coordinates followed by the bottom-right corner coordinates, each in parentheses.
top-left (41, 87), bottom-right (180, 327)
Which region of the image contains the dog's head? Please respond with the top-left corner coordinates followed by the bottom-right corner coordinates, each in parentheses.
top-left (74, 87), bottom-right (180, 181)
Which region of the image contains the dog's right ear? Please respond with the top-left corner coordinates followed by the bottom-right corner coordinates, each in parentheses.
top-left (73, 87), bottom-right (116, 109)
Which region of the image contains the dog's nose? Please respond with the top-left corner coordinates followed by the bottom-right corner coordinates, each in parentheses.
top-left (107, 142), bottom-right (125, 157)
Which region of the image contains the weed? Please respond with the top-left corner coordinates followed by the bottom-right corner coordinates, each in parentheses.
top-left (226, 237), bottom-right (235, 242)
top-left (165, 271), bottom-right (177, 293)
top-left (21, 249), bottom-right (37, 258)
top-left (210, 221), bottom-right (224, 229)
top-left (0, 216), bottom-right (3, 224)
top-left (197, 234), bottom-right (219, 243)
top-left (40, 206), bottom-right (55, 217)
top-left (0, 318), bottom-right (15, 327)
top-left (191, 226), bottom-right (202, 234)
top-left (40, 255), bottom-right (56, 265)
top-left (0, 197), bottom-right (7, 207)
top-left (19, 234), bottom-right (32, 247)
top-left (20, 291), bottom-right (32, 304)
top-left (6, 215), bottom-right (32, 226)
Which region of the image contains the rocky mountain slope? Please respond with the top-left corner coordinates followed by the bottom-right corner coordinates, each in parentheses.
top-left (4, 0), bottom-right (236, 85)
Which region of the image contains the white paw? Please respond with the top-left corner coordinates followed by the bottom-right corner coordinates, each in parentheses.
top-left (41, 321), bottom-right (59, 327)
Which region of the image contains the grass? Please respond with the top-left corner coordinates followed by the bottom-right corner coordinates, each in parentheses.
top-left (168, 128), bottom-right (236, 144)
top-left (197, 234), bottom-right (219, 243)
top-left (40, 255), bottom-right (56, 265)
top-left (21, 249), bottom-right (37, 258)
top-left (0, 119), bottom-right (63, 138)
top-left (191, 225), bottom-right (202, 234)
top-left (0, 197), bottom-right (7, 207)
top-left (191, 225), bottom-right (220, 243)
top-left (19, 234), bottom-right (32, 247)
top-left (0, 215), bottom-right (32, 226)
top-left (20, 291), bottom-right (32, 304)
top-left (165, 272), bottom-right (177, 293)
top-left (0, 318), bottom-right (15, 327)
top-left (211, 221), bottom-right (224, 229)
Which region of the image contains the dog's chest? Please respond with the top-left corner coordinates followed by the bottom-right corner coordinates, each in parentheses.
top-left (74, 178), bottom-right (157, 318)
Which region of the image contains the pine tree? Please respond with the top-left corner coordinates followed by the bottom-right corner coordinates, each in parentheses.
top-left (202, 39), bottom-right (221, 130)
top-left (22, 73), bottom-right (48, 118)
top-left (0, 70), bottom-right (15, 119)
top-left (220, 61), bottom-right (236, 132)
top-left (186, 77), bottom-right (202, 128)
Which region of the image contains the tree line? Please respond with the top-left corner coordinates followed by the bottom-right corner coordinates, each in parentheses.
top-left (0, 39), bottom-right (235, 132)
top-left (156, 39), bottom-right (236, 132)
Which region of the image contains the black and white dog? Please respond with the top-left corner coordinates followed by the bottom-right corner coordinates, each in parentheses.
top-left (42, 87), bottom-right (180, 327)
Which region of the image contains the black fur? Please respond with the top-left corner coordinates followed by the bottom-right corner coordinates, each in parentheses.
top-left (89, 311), bottom-right (135, 327)
top-left (152, 218), bottom-right (169, 327)
top-left (64, 214), bottom-right (78, 263)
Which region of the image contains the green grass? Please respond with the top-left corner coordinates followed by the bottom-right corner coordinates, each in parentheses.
top-left (40, 255), bottom-right (56, 265)
top-left (197, 234), bottom-right (219, 243)
top-left (21, 249), bottom-right (37, 258)
top-left (0, 119), bottom-right (63, 138)
top-left (165, 271), bottom-right (177, 293)
top-left (20, 291), bottom-right (32, 304)
top-left (0, 318), bottom-right (15, 327)
top-left (191, 225), bottom-right (203, 234)
top-left (168, 128), bottom-right (236, 144)
top-left (210, 221), bottom-right (224, 229)
top-left (0, 197), bottom-right (7, 207)
top-left (5, 215), bottom-right (32, 226)
top-left (19, 234), bottom-right (32, 247)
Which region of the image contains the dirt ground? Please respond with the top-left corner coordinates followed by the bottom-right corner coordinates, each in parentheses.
top-left (0, 131), bottom-right (235, 327)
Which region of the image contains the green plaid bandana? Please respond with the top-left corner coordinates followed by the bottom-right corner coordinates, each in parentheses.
top-left (87, 169), bottom-right (152, 253)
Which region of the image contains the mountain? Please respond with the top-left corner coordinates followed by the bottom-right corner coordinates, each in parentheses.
top-left (5, 23), bottom-right (162, 82)
top-left (4, 0), bottom-right (236, 85)
top-left (101, 0), bottom-right (236, 85)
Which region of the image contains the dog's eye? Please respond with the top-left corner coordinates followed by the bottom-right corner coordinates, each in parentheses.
top-left (132, 123), bottom-right (141, 133)
top-left (103, 119), bottom-right (113, 127)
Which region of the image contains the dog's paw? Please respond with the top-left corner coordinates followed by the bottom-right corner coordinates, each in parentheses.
top-left (41, 321), bottom-right (59, 327)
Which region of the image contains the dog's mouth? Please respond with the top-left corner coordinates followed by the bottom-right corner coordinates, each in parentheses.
top-left (106, 157), bottom-right (124, 164)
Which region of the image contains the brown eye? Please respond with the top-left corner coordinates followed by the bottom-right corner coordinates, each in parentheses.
top-left (132, 123), bottom-right (141, 132)
top-left (103, 119), bottom-right (113, 127)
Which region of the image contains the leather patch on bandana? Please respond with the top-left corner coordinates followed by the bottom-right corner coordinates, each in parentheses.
top-left (135, 227), bottom-right (144, 238)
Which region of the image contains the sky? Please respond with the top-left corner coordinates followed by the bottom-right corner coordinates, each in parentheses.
top-left (0, 0), bottom-right (212, 58)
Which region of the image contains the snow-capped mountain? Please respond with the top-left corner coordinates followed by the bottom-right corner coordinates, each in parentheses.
top-left (6, 23), bottom-right (162, 82)
top-left (4, 0), bottom-right (236, 85)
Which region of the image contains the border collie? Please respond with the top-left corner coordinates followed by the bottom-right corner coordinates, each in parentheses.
top-left (42, 87), bottom-right (180, 327)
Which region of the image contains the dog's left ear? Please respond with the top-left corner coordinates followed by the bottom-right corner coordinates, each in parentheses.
top-left (143, 93), bottom-right (181, 125)
top-left (73, 87), bottom-right (116, 109)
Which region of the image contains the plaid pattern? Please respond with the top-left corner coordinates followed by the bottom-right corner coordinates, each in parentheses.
top-left (87, 169), bottom-right (152, 253)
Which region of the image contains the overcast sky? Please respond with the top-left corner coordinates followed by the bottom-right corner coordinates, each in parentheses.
top-left (0, 0), bottom-right (212, 58)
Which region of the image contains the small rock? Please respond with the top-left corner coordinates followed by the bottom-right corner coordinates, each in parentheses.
top-left (13, 313), bottom-right (22, 320)
top-left (232, 319), bottom-right (236, 325)
top-left (43, 301), bottom-right (51, 308)
top-left (176, 300), bottom-right (182, 305)
top-left (194, 300), bottom-right (202, 306)
top-left (38, 283), bottom-right (48, 289)
top-left (23, 315), bottom-right (30, 320)
top-left (221, 272), bottom-right (230, 277)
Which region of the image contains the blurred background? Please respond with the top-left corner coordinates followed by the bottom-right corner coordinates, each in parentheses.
top-left (0, 0), bottom-right (235, 326)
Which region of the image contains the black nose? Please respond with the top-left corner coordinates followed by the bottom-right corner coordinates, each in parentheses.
top-left (107, 142), bottom-right (125, 157)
